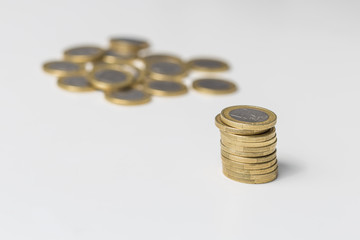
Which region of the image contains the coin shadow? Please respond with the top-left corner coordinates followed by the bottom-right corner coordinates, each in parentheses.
top-left (276, 159), bottom-right (304, 180)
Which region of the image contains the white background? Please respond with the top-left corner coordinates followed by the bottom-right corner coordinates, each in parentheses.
top-left (1, 0), bottom-right (360, 239)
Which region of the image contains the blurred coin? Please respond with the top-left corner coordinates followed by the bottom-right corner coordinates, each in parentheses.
top-left (221, 149), bottom-right (277, 164)
top-left (57, 75), bottom-right (94, 92)
top-left (147, 60), bottom-right (187, 81)
top-left (90, 65), bottom-right (133, 91)
top-left (220, 105), bottom-right (277, 131)
top-left (192, 78), bottom-right (236, 95)
top-left (43, 60), bottom-right (85, 77)
top-left (102, 49), bottom-right (138, 64)
top-left (105, 88), bottom-right (151, 105)
top-left (144, 80), bottom-right (187, 96)
top-left (64, 46), bottom-right (104, 63)
top-left (215, 114), bottom-right (267, 135)
top-left (110, 37), bottom-right (149, 54)
top-left (188, 58), bottom-right (229, 72)
top-left (143, 54), bottom-right (183, 65)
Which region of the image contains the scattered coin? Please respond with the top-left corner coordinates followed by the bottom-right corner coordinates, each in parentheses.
top-left (102, 49), bottom-right (138, 64)
top-left (43, 60), bottom-right (85, 77)
top-left (90, 65), bottom-right (133, 91)
top-left (188, 58), bottom-right (229, 72)
top-left (192, 78), bottom-right (236, 95)
top-left (64, 46), bottom-right (104, 63)
top-left (144, 80), bottom-right (188, 96)
top-left (110, 37), bottom-right (149, 54)
top-left (146, 60), bottom-right (187, 81)
top-left (57, 75), bottom-right (94, 92)
top-left (105, 88), bottom-right (151, 105)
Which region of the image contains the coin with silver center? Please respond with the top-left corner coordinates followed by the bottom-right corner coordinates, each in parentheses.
top-left (57, 75), bottom-right (94, 92)
top-left (90, 66), bottom-right (132, 91)
top-left (188, 58), bottom-right (229, 72)
top-left (193, 78), bottom-right (237, 95)
top-left (64, 46), bottom-right (104, 63)
top-left (144, 81), bottom-right (187, 96)
top-left (147, 60), bottom-right (187, 81)
top-left (105, 88), bottom-right (151, 105)
top-left (102, 50), bottom-right (137, 64)
top-left (43, 60), bottom-right (84, 77)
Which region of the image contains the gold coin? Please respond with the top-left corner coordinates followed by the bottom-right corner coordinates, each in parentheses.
top-left (192, 78), bottom-right (237, 95)
top-left (220, 139), bottom-right (277, 152)
top-left (143, 54), bottom-right (183, 66)
top-left (146, 59), bottom-right (188, 81)
top-left (57, 75), bottom-right (94, 92)
top-left (223, 166), bottom-right (278, 178)
top-left (221, 142), bottom-right (276, 157)
top-left (93, 62), bottom-right (144, 85)
top-left (221, 149), bottom-right (277, 164)
top-left (220, 105), bottom-right (277, 131)
top-left (215, 114), bottom-right (267, 135)
top-left (89, 65), bottom-right (133, 91)
top-left (105, 88), bottom-right (151, 105)
top-left (222, 155), bottom-right (277, 170)
top-left (222, 160), bottom-right (277, 175)
top-left (110, 37), bottom-right (149, 53)
top-left (221, 135), bottom-right (277, 147)
top-left (64, 46), bottom-right (104, 63)
top-left (223, 168), bottom-right (278, 184)
top-left (188, 58), bottom-right (229, 72)
top-left (220, 127), bottom-right (276, 143)
top-left (102, 49), bottom-right (138, 64)
top-left (43, 60), bottom-right (85, 77)
top-left (144, 80), bottom-right (187, 96)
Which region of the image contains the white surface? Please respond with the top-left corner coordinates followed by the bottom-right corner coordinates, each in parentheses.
top-left (1, 0), bottom-right (360, 239)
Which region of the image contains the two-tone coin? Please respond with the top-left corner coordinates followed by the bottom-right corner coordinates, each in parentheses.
top-left (192, 78), bottom-right (237, 95)
top-left (143, 54), bottom-right (183, 66)
top-left (64, 46), bottom-right (104, 63)
top-left (144, 80), bottom-right (187, 96)
top-left (222, 155), bottom-right (277, 170)
top-left (102, 49), bottom-right (138, 64)
top-left (57, 75), bottom-right (94, 92)
top-left (146, 60), bottom-right (187, 81)
top-left (220, 127), bottom-right (276, 143)
top-left (215, 114), bottom-right (267, 135)
top-left (221, 135), bottom-right (277, 147)
top-left (220, 105), bottom-right (277, 131)
top-left (221, 150), bottom-right (277, 164)
top-left (110, 37), bottom-right (149, 54)
top-left (105, 88), bottom-right (151, 105)
top-left (43, 60), bottom-right (85, 77)
top-left (90, 65), bottom-right (133, 91)
top-left (188, 58), bottom-right (229, 72)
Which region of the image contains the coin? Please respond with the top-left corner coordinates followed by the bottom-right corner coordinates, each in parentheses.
top-left (110, 37), bottom-right (149, 54)
top-left (93, 63), bottom-right (144, 85)
top-left (223, 168), bottom-right (278, 184)
top-left (143, 54), bottom-right (183, 65)
top-left (221, 149), bottom-right (277, 164)
top-left (221, 139), bottom-right (277, 152)
top-left (64, 46), bottom-right (104, 63)
top-left (90, 65), bottom-right (133, 91)
top-left (220, 105), bottom-right (277, 131)
top-left (222, 155), bottom-right (277, 170)
top-left (215, 114), bottom-right (268, 135)
top-left (57, 75), bottom-right (94, 92)
top-left (43, 60), bottom-right (85, 77)
top-left (223, 166), bottom-right (278, 178)
top-left (146, 60), bottom-right (187, 81)
top-left (192, 78), bottom-right (237, 95)
top-left (221, 142), bottom-right (276, 157)
top-left (144, 80), bottom-right (187, 96)
top-left (102, 49), bottom-right (138, 64)
top-left (105, 88), bottom-right (151, 105)
top-left (221, 135), bottom-right (277, 147)
top-left (220, 127), bottom-right (276, 143)
top-left (188, 58), bottom-right (229, 72)
top-left (223, 161), bottom-right (278, 175)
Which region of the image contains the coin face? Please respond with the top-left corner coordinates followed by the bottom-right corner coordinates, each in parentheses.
top-left (188, 58), bottom-right (229, 72)
top-left (220, 105), bottom-right (277, 131)
top-left (145, 81), bottom-right (187, 96)
top-left (215, 114), bottom-right (268, 135)
top-left (149, 61), bottom-right (183, 75)
top-left (193, 78), bottom-right (237, 95)
top-left (43, 61), bottom-right (84, 77)
top-left (64, 46), bottom-right (104, 63)
top-left (57, 75), bottom-right (94, 92)
top-left (105, 88), bottom-right (151, 105)
top-left (90, 66), bottom-right (132, 91)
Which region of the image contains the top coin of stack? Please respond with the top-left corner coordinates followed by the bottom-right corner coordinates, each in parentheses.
top-left (215, 105), bottom-right (278, 184)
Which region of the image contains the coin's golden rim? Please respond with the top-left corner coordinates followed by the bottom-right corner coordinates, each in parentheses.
top-left (220, 127), bottom-right (276, 142)
top-left (220, 105), bottom-right (277, 131)
top-left (104, 89), bottom-right (151, 106)
top-left (146, 59), bottom-right (188, 81)
top-left (221, 135), bottom-right (277, 147)
top-left (221, 149), bottom-right (277, 164)
top-left (109, 38), bottom-right (149, 50)
top-left (223, 168), bottom-right (278, 184)
top-left (57, 76), bottom-right (95, 92)
top-left (221, 142), bottom-right (276, 157)
top-left (192, 78), bottom-right (237, 95)
top-left (102, 51), bottom-right (139, 65)
top-left (187, 58), bottom-right (230, 72)
top-left (215, 114), bottom-right (268, 135)
top-left (63, 46), bottom-right (104, 63)
top-left (43, 61), bottom-right (85, 77)
top-left (89, 65), bottom-right (133, 91)
top-left (223, 161), bottom-right (278, 175)
top-left (223, 166), bottom-right (278, 179)
top-left (142, 54), bottom-right (183, 65)
top-left (222, 156), bottom-right (277, 170)
top-left (144, 81), bottom-right (188, 97)
top-left (221, 139), bottom-right (277, 152)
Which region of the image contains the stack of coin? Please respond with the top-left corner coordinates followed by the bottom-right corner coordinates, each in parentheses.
top-left (43, 36), bottom-right (238, 106)
top-left (215, 105), bottom-right (278, 184)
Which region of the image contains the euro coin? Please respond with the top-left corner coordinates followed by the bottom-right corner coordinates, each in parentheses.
top-left (90, 65), bottom-right (133, 91)
top-left (220, 105), bottom-right (277, 131)
top-left (221, 155), bottom-right (277, 170)
top-left (220, 127), bottom-right (276, 143)
top-left (223, 168), bottom-right (278, 184)
top-left (110, 37), bottom-right (149, 54)
top-left (221, 135), bottom-right (277, 147)
top-left (223, 161), bottom-right (278, 175)
top-left (146, 59), bottom-right (187, 81)
top-left (93, 63), bottom-right (144, 85)
top-left (188, 58), bottom-right (229, 72)
top-left (192, 78), bottom-right (237, 95)
top-left (221, 149), bottom-right (277, 164)
top-left (215, 114), bottom-right (268, 135)
top-left (105, 88), bottom-right (151, 105)
top-left (221, 139), bottom-right (277, 152)
top-left (64, 46), bottom-right (104, 63)
top-left (43, 60), bottom-right (85, 77)
top-left (57, 75), bottom-right (94, 92)
top-left (102, 49), bottom-right (138, 64)
top-left (223, 166), bottom-right (278, 179)
top-left (221, 142), bottom-right (276, 157)
top-left (143, 54), bottom-right (183, 65)
top-left (144, 80), bottom-right (187, 96)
